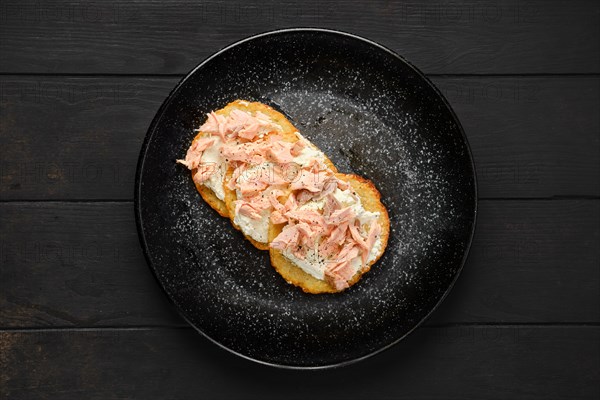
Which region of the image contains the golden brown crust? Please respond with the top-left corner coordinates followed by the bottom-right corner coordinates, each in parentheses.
top-left (223, 165), bottom-right (271, 251)
top-left (218, 100), bottom-right (337, 250)
top-left (189, 130), bottom-right (229, 217)
top-left (219, 101), bottom-right (297, 250)
top-left (196, 182), bottom-right (229, 217)
top-left (269, 173), bottom-right (390, 294)
top-left (269, 222), bottom-right (338, 293)
top-left (185, 99), bottom-right (389, 294)
top-left (340, 173), bottom-right (390, 268)
top-left (189, 100), bottom-right (284, 218)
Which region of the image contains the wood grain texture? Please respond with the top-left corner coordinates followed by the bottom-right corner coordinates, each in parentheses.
top-left (1, 0), bottom-right (598, 396)
top-left (0, 200), bottom-right (597, 328)
top-left (436, 77), bottom-right (600, 198)
top-left (431, 199), bottom-right (600, 324)
top-left (0, 202), bottom-right (184, 328)
top-left (0, 77), bottom-right (173, 200)
top-left (1, 326), bottom-right (598, 399)
top-left (1, 76), bottom-right (598, 200)
top-left (0, 0), bottom-right (598, 75)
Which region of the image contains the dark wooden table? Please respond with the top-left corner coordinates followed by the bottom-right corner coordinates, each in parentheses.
top-left (1, 1), bottom-right (598, 398)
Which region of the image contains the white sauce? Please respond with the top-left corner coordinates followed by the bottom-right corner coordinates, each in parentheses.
top-left (187, 113), bottom-right (386, 286)
top-left (282, 247), bottom-right (327, 280)
top-left (198, 111), bottom-right (282, 201)
top-left (200, 136), bottom-right (226, 201)
top-left (233, 208), bottom-right (270, 243)
top-left (293, 145), bottom-right (325, 167)
top-left (292, 132), bottom-right (326, 167)
top-left (283, 236), bottom-right (381, 281)
top-left (282, 186), bottom-right (382, 281)
top-left (231, 163), bottom-right (276, 244)
top-left (298, 197), bottom-right (326, 211)
top-left (332, 188), bottom-right (380, 225)
top-left (368, 236), bottom-right (384, 263)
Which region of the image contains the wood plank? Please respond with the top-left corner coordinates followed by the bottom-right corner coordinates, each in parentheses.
top-left (430, 199), bottom-right (600, 324)
top-left (434, 77), bottom-right (600, 198)
top-left (0, 202), bottom-right (184, 328)
top-left (0, 200), bottom-right (597, 328)
top-left (1, 326), bottom-right (598, 399)
top-left (1, 76), bottom-right (598, 200)
top-left (0, 0), bottom-right (598, 74)
top-left (0, 77), bottom-right (174, 201)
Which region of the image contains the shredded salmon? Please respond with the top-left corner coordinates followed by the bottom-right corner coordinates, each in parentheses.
top-left (179, 103), bottom-right (382, 290)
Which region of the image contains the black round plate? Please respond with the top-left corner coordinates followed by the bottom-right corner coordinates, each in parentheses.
top-left (135, 28), bottom-right (477, 368)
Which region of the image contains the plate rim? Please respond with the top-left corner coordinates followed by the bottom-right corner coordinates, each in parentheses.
top-left (134, 27), bottom-right (478, 370)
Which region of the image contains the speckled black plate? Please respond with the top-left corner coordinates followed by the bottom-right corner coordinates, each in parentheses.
top-left (135, 28), bottom-right (477, 369)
